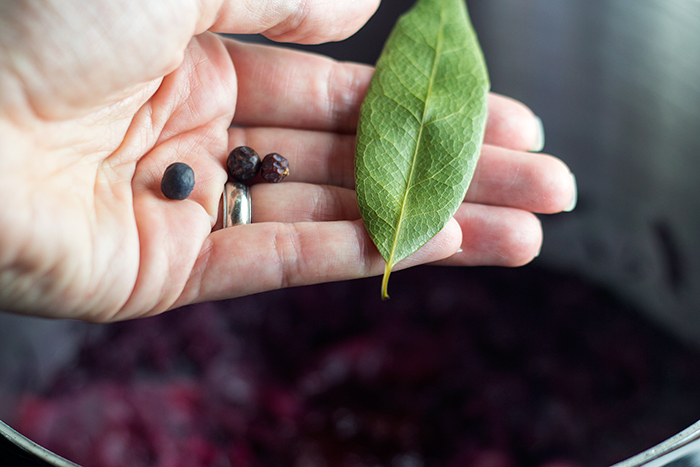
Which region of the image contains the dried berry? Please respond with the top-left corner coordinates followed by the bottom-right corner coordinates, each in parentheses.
top-left (227, 146), bottom-right (261, 182)
top-left (161, 162), bottom-right (195, 200)
top-left (260, 153), bottom-right (290, 183)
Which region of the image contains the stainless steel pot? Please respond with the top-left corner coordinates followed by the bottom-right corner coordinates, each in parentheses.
top-left (3, 0), bottom-right (700, 465)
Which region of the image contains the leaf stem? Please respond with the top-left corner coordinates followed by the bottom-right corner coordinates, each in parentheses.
top-left (381, 261), bottom-right (392, 300)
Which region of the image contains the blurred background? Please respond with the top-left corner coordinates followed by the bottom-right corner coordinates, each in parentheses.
top-left (3, 0), bottom-right (700, 466)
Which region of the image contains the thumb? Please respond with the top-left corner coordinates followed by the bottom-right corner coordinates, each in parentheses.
top-left (199, 0), bottom-right (381, 44)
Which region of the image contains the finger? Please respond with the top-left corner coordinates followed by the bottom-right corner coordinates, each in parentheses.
top-left (227, 125), bottom-right (574, 214)
top-left (200, 0), bottom-right (380, 44)
top-left (434, 203), bottom-right (543, 268)
top-left (485, 93), bottom-right (544, 152)
top-left (250, 183), bottom-right (360, 223)
top-left (227, 127), bottom-right (355, 187)
top-left (226, 39), bottom-right (373, 133)
top-left (226, 40), bottom-right (545, 145)
top-left (465, 145), bottom-right (575, 214)
top-left (173, 218), bottom-right (462, 306)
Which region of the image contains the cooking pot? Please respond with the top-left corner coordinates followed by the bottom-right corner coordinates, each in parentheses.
top-left (3, 0), bottom-right (700, 465)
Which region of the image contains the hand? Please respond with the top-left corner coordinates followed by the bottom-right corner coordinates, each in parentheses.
top-left (0, 0), bottom-right (576, 322)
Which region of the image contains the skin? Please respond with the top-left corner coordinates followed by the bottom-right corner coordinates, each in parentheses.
top-left (0, 0), bottom-right (575, 322)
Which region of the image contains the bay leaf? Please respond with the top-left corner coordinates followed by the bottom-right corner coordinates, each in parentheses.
top-left (355, 0), bottom-right (490, 298)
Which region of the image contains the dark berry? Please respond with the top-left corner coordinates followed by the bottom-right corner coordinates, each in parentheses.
top-left (161, 162), bottom-right (194, 200)
top-left (227, 146), bottom-right (261, 182)
top-left (260, 153), bottom-right (290, 183)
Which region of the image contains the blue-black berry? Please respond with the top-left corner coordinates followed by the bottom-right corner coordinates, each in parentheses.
top-left (161, 162), bottom-right (195, 200)
top-left (227, 146), bottom-right (261, 182)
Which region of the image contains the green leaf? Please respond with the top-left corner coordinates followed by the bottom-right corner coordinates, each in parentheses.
top-left (355, 0), bottom-right (490, 299)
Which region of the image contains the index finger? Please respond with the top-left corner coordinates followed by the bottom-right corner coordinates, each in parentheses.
top-left (227, 40), bottom-right (544, 150)
top-left (227, 39), bottom-right (372, 134)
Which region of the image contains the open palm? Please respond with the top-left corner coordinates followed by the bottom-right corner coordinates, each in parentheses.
top-left (0, 0), bottom-right (575, 321)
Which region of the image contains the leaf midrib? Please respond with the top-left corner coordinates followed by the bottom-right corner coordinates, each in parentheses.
top-left (386, 8), bottom-right (446, 268)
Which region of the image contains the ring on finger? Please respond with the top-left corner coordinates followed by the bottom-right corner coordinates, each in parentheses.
top-left (222, 181), bottom-right (251, 227)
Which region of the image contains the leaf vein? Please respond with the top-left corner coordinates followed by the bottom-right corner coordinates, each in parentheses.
top-left (385, 5), bottom-right (448, 270)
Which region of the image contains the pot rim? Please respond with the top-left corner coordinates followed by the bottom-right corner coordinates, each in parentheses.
top-left (0, 420), bottom-right (80, 467)
top-left (612, 419), bottom-right (700, 467)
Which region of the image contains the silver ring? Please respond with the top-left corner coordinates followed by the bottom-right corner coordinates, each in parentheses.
top-left (222, 181), bottom-right (251, 227)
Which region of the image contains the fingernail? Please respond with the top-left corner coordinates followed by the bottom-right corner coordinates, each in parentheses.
top-left (456, 248), bottom-right (463, 254)
top-left (534, 243), bottom-right (542, 258)
top-left (531, 115), bottom-right (545, 152)
top-left (564, 172), bottom-right (578, 212)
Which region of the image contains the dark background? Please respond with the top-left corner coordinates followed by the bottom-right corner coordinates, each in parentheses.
top-left (5, 1), bottom-right (700, 466)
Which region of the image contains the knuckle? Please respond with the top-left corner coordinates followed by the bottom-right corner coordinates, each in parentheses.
top-left (272, 224), bottom-right (305, 289)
